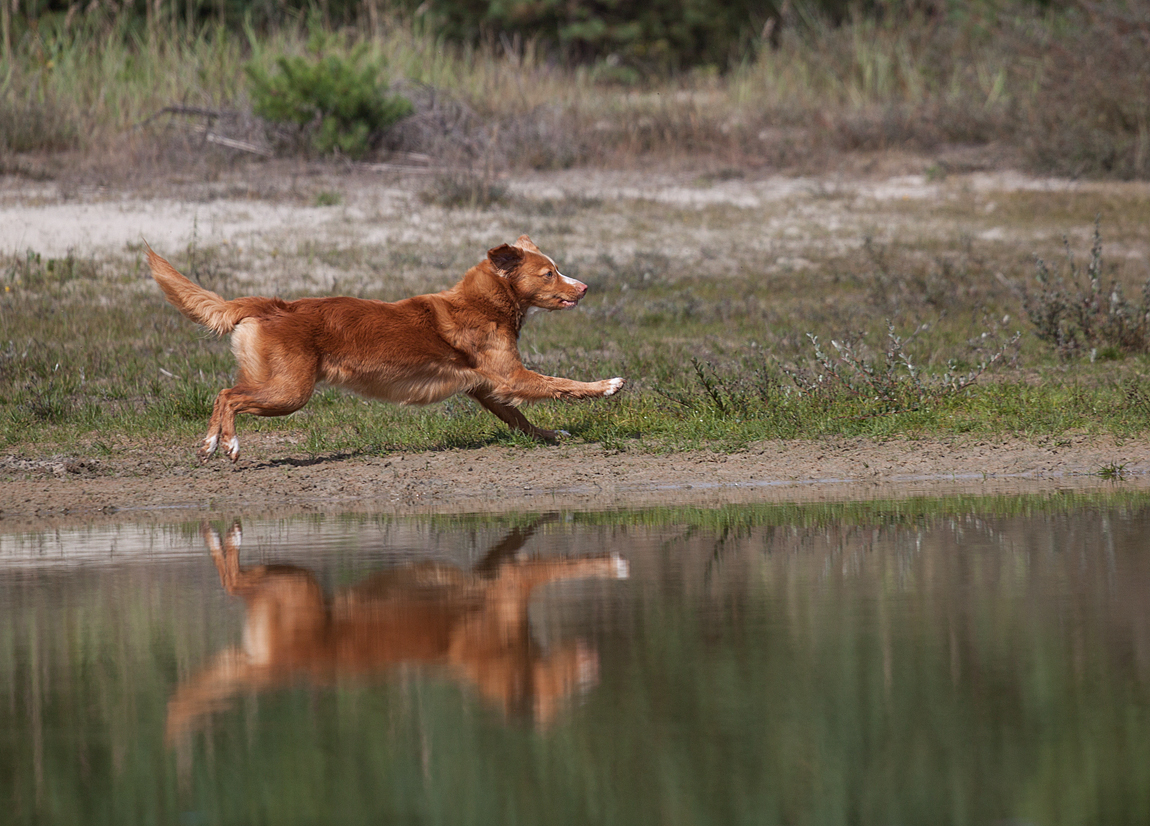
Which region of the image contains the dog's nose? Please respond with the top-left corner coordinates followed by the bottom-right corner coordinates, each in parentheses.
top-left (576, 281), bottom-right (588, 297)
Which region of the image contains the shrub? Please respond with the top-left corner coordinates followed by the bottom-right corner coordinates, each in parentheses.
top-left (1024, 221), bottom-right (1150, 360)
top-left (784, 322), bottom-right (1020, 412)
top-left (414, 0), bottom-right (777, 74)
top-left (246, 37), bottom-right (413, 159)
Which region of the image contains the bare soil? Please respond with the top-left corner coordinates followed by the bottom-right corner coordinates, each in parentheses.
top-left (3, 433), bottom-right (1148, 532)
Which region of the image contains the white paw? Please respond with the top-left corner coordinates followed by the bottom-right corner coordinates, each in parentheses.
top-left (202, 528), bottom-right (223, 554)
top-left (202, 434), bottom-right (219, 457)
top-left (557, 429), bottom-right (572, 438)
top-left (610, 552), bottom-right (630, 579)
top-left (604, 377), bottom-right (625, 396)
top-left (228, 524), bottom-right (243, 547)
top-left (225, 436), bottom-right (240, 462)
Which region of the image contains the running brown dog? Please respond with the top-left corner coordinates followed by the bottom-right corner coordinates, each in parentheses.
top-left (147, 236), bottom-right (624, 462)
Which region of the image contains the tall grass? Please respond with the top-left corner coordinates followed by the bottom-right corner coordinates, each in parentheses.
top-left (1, 2), bottom-right (1147, 177)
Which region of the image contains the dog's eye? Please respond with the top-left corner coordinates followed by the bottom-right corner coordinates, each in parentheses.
top-left (543, 270), bottom-right (555, 280)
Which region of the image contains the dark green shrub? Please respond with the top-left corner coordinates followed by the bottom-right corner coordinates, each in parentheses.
top-left (415, 0), bottom-right (777, 74)
top-left (245, 38), bottom-right (412, 159)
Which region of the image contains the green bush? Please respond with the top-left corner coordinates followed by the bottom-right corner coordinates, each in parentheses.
top-left (245, 38), bottom-right (413, 159)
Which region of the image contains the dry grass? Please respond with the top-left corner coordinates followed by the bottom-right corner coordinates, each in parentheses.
top-left (0, 2), bottom-right (1147, 179)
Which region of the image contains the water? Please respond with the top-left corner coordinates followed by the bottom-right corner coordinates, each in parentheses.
top-left (3, 494), bottom-right (1150, 825)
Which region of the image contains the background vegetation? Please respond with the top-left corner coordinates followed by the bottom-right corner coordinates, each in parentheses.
top-left (0, 0), bottom-right (1147, 177)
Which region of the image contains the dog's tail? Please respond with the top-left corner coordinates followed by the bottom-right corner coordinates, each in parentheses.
top-left (146, 245), bottom-right (276, 336)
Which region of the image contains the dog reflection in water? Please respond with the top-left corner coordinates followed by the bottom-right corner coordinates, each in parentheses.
top-left (166, 520), bottom-right (628, 742)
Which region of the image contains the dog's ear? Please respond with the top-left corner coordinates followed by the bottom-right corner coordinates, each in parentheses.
top-left (487, 244), bottom-right (525, 275)
top-left (513, 235), bottom-right (541, 254)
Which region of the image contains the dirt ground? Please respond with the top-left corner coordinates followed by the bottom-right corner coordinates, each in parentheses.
top-left (3, 432), bottom-right (1148, 532)
top-left (4, 157), bottom-right (1150, 530)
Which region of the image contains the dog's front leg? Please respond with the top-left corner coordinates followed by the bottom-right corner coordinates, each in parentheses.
top-left (492, 368), bottom-right (625, 406)
top-left (468, 389), bottom-right (569, 440)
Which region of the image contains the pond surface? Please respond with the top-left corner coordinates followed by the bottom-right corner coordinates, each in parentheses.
top-left (4, 493), bottom-right (1150, 825)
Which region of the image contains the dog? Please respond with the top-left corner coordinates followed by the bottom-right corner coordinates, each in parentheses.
top-left (147, 236), bottom-right (623, 462)
top-left (165, 519), bottom-right (629, 740)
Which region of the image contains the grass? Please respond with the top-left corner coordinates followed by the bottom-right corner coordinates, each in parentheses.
top-left (3, 183), bottom-right (1150, 462)
top-left (1098, 461), bottom-right (1130, 480)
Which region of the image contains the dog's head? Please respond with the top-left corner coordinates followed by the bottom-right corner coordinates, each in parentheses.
top-left (487, 236), bottom-right (588, 312)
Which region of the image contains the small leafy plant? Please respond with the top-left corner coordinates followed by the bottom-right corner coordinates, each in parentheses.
top-left (246, 36), bottom-right (412, 159)
top-left (1024, 220), bottom-right (1150, 360)
top-left (1097, 461), bottom-right (1129, 480)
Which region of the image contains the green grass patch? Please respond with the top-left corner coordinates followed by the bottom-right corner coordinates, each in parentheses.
top-left (3, 285), bottom-right (1149, 461)
top-left (3, 200), bottom-right (1150, 461)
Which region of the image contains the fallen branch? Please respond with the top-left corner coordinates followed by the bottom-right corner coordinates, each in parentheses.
top-left (195, 127), bottom-right (273, 158)
top-left (136, 106), bottom-right (273, 157)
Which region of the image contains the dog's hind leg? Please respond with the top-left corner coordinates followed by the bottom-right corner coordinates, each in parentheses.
top-left (198, 394), bottom-right (229, 462)
top-left (468, 389), bottom-right (569, 441)
top-left (201, 373), bottom-right (317, 463)
top-left (197, 320), bottom-right (320, 463)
